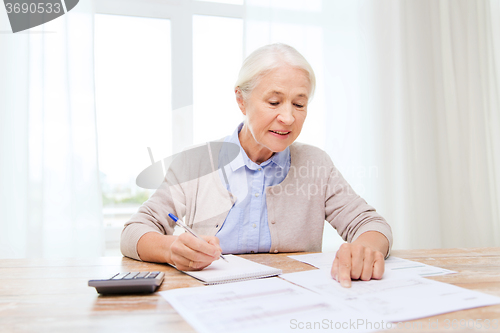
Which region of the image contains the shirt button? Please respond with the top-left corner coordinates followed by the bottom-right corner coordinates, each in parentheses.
top-left (258, 168), bottom-right (262, 171)
top-left (255, 193), bottom-right (260, 197)
top-left (274, 249), bottom-right (279, 253)
top-left (271, 220), bottom-right (276, 224)
top-left (252, 223), bottom-right (256, 228)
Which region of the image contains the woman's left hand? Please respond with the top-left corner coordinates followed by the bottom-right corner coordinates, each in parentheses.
top-left (330, 231), bottom-right (389, 288)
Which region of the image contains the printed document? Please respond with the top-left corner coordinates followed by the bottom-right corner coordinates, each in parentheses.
top-left (288, 253), bottom-right (456, 276)
top-left (161, 277), bottom-right (380, 333)
top-left (280, 269), bottom-right (500, 322)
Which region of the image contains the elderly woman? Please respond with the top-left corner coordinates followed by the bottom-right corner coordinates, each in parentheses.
top-left (121, 43), bottom-right (392, 288)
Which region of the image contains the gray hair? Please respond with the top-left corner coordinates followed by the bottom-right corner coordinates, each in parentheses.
top-left (235, 43), bottom-right (316, 100)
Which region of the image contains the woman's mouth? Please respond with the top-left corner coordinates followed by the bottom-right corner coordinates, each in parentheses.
top-left (270, 130), bottom-right (291, 136)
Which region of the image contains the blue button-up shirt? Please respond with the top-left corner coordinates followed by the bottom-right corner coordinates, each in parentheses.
top-left (216, 123), bottom-right (291, 254)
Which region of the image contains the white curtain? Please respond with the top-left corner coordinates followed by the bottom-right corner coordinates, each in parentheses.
top-left (245, 0), bottom-right (500, 250)
top-left (0, 0), bottom-right (103, 258)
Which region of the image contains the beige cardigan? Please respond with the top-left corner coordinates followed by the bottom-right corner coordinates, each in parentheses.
top-left (120, 142), bottom-right (393, 261)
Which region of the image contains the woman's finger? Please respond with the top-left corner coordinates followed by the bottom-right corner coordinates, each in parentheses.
top-left (331, 257), bottom-right (339, 281)
top-left (336, 244), bottom-right (352, 288)
top-left (349, 245), bottom-right (365, 280)
top-left (180, 233), bottom-right (221, 259)
top-left (170, 248), bottom-right (214, 271)
top-left (372, 251), bottom-right (385, 279)
top-left (204, 236), bottom-right (223, 253)
top-left (332, 244), bottom-right (386, 286)
top-left (170, 234), bottom-right (220, 270)
top-left (359, 248), bottom-right (375, 281)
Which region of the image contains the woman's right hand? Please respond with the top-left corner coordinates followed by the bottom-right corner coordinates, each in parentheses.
top-left (169, 233), bottom-right (222, 271)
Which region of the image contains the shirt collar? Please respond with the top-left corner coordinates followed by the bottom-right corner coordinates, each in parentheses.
top-left (227, 122), bottom-right (290, 171)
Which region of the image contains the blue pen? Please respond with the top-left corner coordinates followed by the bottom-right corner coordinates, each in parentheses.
top-left (168, 213), bottom-right (228, 263)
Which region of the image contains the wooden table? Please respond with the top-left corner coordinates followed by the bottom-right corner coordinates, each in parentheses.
top-left (1, 248), bottom-right (499, 332)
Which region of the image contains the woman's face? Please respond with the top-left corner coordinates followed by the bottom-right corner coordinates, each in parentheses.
top-left (237, 66), bottom-right (311, 163)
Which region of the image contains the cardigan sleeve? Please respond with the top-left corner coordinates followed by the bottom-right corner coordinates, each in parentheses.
top-left (120, 139), bottom-right (232, 261)
top-left (120, 167), bottom-right (187, 261)
top-left (324, 161), bottom-right (393, 258)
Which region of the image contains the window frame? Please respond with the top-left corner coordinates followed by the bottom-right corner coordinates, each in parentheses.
top-left (95, 0), bottom-right (245, 153)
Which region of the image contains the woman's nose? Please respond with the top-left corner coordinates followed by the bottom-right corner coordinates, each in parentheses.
top-left (277, 105), bottom-right (294, 125)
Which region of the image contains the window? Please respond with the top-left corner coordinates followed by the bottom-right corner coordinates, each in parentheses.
top-left (193, 15), bottom-right (243, 143)
top-left (95, 0), bottom-right (244, 255)
top-left (94, 14), bottom-right (172, 255)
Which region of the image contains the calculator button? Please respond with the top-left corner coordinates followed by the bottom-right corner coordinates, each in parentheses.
top-left (135, 272), bottom-right (149, 279)
top-left (112, 272), bottom-right (130, 280)
top-left (123, 272), bottom-right (140, 279)
top-left (147, 272), bottom-right (160, 279)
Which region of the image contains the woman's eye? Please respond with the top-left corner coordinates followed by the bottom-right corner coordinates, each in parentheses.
top-left (269, 101), bottom-right (279, 106)
top-left (294, 104), bottom-right (304, 108)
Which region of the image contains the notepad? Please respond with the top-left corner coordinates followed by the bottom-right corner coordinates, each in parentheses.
top-left (181, 255), bottom-right (282, 285)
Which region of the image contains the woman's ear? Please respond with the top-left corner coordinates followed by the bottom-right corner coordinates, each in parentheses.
top-left (235, 87), bottom-right (246, 115)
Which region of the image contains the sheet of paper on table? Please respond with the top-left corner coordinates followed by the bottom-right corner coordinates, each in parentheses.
top-left (288, 252), bottom-right (337, 270)
top-left (288, 253), bottom-right (457, 276)
top-left (280, 269), bottom-right (500, 323)
top-left (162, 253), bottom-right (498, 333)
top-left (160, 277), bottom-right (381, 333)
top-left (162, 271), bottom-right (500, 333)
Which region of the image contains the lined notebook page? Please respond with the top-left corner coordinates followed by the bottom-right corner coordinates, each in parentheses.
top-left (183, 255), bottom-right (282, 285)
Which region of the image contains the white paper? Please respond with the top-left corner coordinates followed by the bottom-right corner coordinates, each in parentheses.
top-left (384, 256), bottom-right (457, 276)
top-left (161, 277), bottom-right (380, 333)
top-left (288, 253), bottom-right (457, 276)
top-left (280, 269), bottom-right (500, 322)
top-left (288, 252), bottom-right (336, 270)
